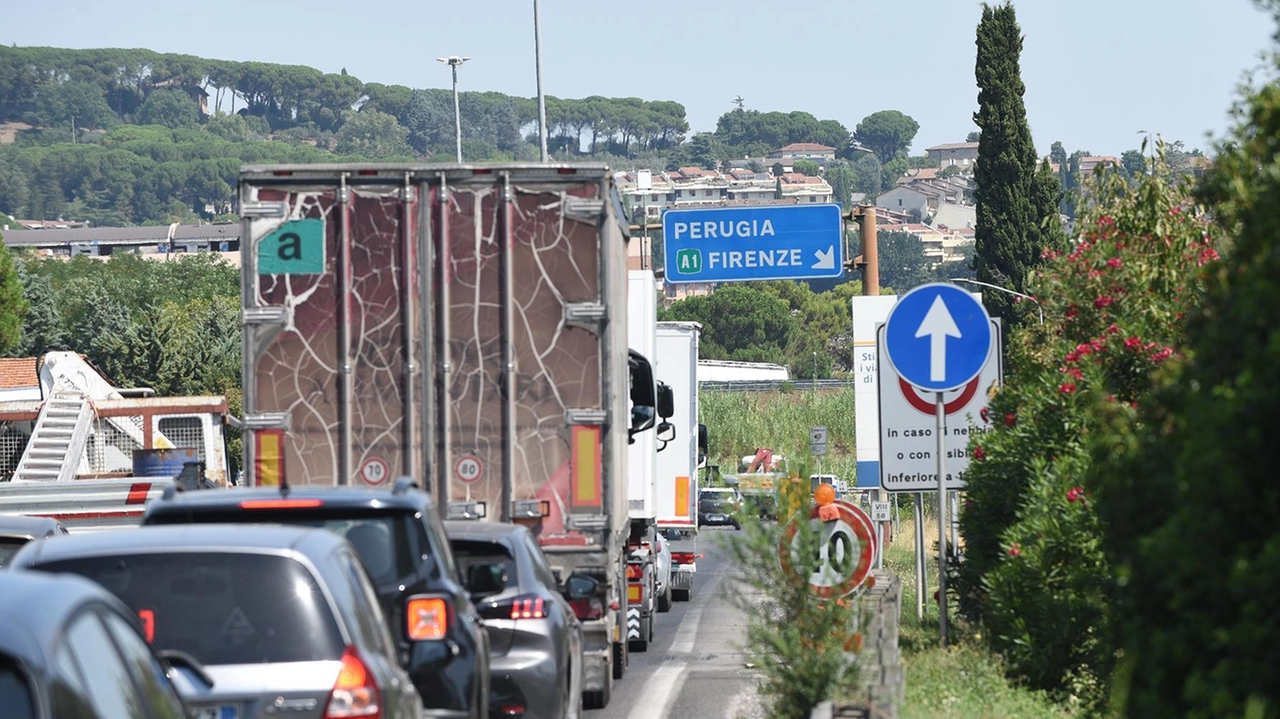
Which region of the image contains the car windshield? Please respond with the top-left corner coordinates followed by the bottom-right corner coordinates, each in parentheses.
top-left (0, 657), bottom-right (34, 719)
top-left (699, 492), bottom-right (735, 509)
top-left (145, 509), bottom-right (427, 586)
top-left (34, 552), bottom-right (344, 666)
top-left (450, 539), bottom-right (518, 595)
top-left (0, 538), bottom-right (28, 568)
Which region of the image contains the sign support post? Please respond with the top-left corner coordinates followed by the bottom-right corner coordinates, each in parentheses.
top-left (914, 493), bottom-right (926, 621)
top-left (936, 392), bottom-right (948, 646)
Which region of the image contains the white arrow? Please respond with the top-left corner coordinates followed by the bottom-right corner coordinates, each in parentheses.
top-left (916, 295), bottom-right (962, 382)
top-left (812, 245), bottom-right (835, 270)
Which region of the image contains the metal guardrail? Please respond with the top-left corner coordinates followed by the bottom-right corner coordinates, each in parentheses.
top-left (699, 379), bottom-right (857, 392)
top-left (0, 478), bottom-right (174, 533)
top-left (811, 569), bottom-right (905, 719)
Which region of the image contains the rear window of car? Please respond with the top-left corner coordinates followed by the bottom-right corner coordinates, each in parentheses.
top-left (33, 552), bottom-right (344, 666)
top-left (450, 540), bottom-right (519, 590)
top-left (0, 656), bottom-right (34, 719)
top-left (145, 508), bottom-right (429, 585)
top-left (0, 538), bottom-right (28, 568)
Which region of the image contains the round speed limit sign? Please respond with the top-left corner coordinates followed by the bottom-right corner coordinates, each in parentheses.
top-left (778, 500), bottom-right (876, 598)
top-left (359, 457), bottom-right (390, 486)
top-left (454, 455), bottom-right (483, 484)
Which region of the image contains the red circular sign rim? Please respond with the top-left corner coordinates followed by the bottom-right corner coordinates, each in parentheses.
top-left (454, 455), bottom-right (483, 484)
top-left (778, 500), bottom-right (877, 598)
top-left (898, 375), bottom-right (981, 415)
top-left (359, 457), bottom-right (390, 486)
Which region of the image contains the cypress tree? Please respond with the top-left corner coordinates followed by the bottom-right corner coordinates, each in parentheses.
top-left (972, 2), bottom-right (1066, 323)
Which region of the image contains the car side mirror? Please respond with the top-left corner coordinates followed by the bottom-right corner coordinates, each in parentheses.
top-left (628, 350), bottom-right (657, 441)
top-left (563, 574), bottom-right (599, 601)
top-left (466, 563), bottom-right (507, 598)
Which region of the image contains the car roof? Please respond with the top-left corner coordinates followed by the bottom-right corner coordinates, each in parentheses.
top-left (0, 571), bottom-right (134, 672)
top-left (144, 485), bottom-right (432, 515)
top-left (0, 514), bottom-right (64, 539)
top-left (443, 520), bottom-right (532, 544)
top-left (10, 524), bottom-right (346, 567)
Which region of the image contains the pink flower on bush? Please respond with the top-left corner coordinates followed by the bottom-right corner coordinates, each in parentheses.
top-left (979, 407), bottom-right (990, 424)
top-left (1124, 336), bottom-right (1143, 350)
top-left (1097, 215), bottom-right (1114, 227)
top-left (1198, 247), bottom-right (1220, 264)
top-left (1151, 346), bottom-right (1173, 362)
top-left (1004, 413), bottom-right (1017, 428)
top-left (1066, 487), bottom-right (1084, 503)
top-left (1065, 351), bottom-right (1080, 363)
top-left (973, 445), bottom-right (987, 461)
top-left (1059, 382), bottom-right (1077, 394)
top-left (1094, 296), bottom-right (1114, 309)
top-left (1066, 306), bottom-right (1079, 321)
top-left (1106, 323), bottom-right (1122, 335)
top-left (1106, 257), bottom-right (1123, 269)
top-left (1007, 543), bottom-right (1021, 557)
top-left (1065, 367), bottom-right (1083, 380)
top-left (1076, 343), bottom-right (1093, 357)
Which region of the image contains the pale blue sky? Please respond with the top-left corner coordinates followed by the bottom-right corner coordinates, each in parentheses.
top-left (5, 0), bottom-right (1275, 157)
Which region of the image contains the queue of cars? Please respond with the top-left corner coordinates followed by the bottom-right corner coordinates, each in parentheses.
top-left (0, 479), bottom-right (608, 719)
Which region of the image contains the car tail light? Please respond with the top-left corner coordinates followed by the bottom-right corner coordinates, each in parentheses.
top-left (625, 564), bottom-right (643, 580)
top-left (569, 596), bottom-right (606, 621)
top-left (324, 646), bottom-right (381, 718)
top-left (137, 609), bottom-right (155, 642)
top-left (406, 596), bottom-right (450, 641)
top-left (672, 552), bottom-right (697, 565)
top-left (239, 498), bottom-right (324, 509)
top-left (479, 594), bottom-right (549, 620)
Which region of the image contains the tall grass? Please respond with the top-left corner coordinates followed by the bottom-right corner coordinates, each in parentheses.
top-left (700, 387), bottom-right (857, 478)
top-left (885, 510), bottom-right (1079, 719)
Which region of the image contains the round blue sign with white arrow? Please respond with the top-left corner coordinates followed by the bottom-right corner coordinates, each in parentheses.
top-left (883, 283), bottom-right (993, 392)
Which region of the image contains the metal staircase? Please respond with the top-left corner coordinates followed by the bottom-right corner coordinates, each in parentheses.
top-left (11, 392), bottom-right (95, 482)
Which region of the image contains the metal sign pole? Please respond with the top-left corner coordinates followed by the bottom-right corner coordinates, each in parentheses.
top-left (936, 392), bottom-right (948, 646)
top-left (914, 492), bottom-right (925, 621)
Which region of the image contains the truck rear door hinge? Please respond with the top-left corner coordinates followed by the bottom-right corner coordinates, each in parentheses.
top-left (240, 201), bottom-right (288, 219)
top-left (564, 302), bottom-right (606, 326)
top-left (566, 408), bottom-right (607, 425)
top-left (568, 514), bottom-right (609, 531)
top-left (563, 198), bottom-right (605, 225)
top-left (242, 412), bottom-right (290, 430)
top-left (242, 306), bottom-right (288, 326)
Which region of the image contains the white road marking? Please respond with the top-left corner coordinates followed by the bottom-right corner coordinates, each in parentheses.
top-left (626, 573), bottom-right (723, 719)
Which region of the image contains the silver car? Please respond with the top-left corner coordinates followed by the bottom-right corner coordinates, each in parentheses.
top-left (10, 524), bottom-right (421, 719)
top-left (0, 515), bottom-right (66, 568)
top-left (653, 530), bottom-right (673, 613)
top-left (446, 521), bottom-right (593, 719)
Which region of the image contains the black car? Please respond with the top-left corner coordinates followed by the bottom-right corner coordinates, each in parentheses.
top-left (446, 520), bottom-right (593, 719)
top-left (141, 479), bottom-right (490, 719)
top-left (0, 516), bottom-right (67, 568)
top-left (10, 524), bottom-right (423, 719)
top-left (0, 569), bottom-right (189, 719)
top-left (698, 488), bottom-right (743, 529)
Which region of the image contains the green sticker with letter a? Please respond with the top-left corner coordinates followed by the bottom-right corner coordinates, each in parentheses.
top-left (258, 219), bottom-right (325, 274)
top-left (676, 248), bottom-right (702, 275)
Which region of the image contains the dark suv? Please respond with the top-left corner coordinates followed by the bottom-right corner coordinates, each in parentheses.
top-left (141, 479), bottom-right (489, 719)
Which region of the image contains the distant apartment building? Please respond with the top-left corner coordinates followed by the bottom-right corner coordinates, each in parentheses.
top-left (768, 143), bottom-right (837, 163)
top-left (1077, 156), bottom-right (1119, 175)
top-left (925, 141), bottom-right (980, 167)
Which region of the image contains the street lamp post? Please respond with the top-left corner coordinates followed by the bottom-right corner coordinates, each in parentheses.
top-left (533, 0), bottom-right (549, 162)
top-left (436, 55), bottom-right (470, 162)
top-left (949, 277), bottom-right (1043, 325)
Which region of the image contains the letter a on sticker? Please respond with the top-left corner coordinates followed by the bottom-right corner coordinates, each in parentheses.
top-left (258, 218), bottom-right (326, 275)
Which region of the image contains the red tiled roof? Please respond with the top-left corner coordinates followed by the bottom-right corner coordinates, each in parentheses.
top-left (0, 357), bottom-right (39, 389)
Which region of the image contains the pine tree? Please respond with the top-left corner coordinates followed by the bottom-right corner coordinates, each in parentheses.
top-left (972, 2), bottom-right (1066, 323)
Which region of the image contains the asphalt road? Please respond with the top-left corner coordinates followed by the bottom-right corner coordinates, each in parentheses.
top-left (586, 528), bottom-right (767, 719)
